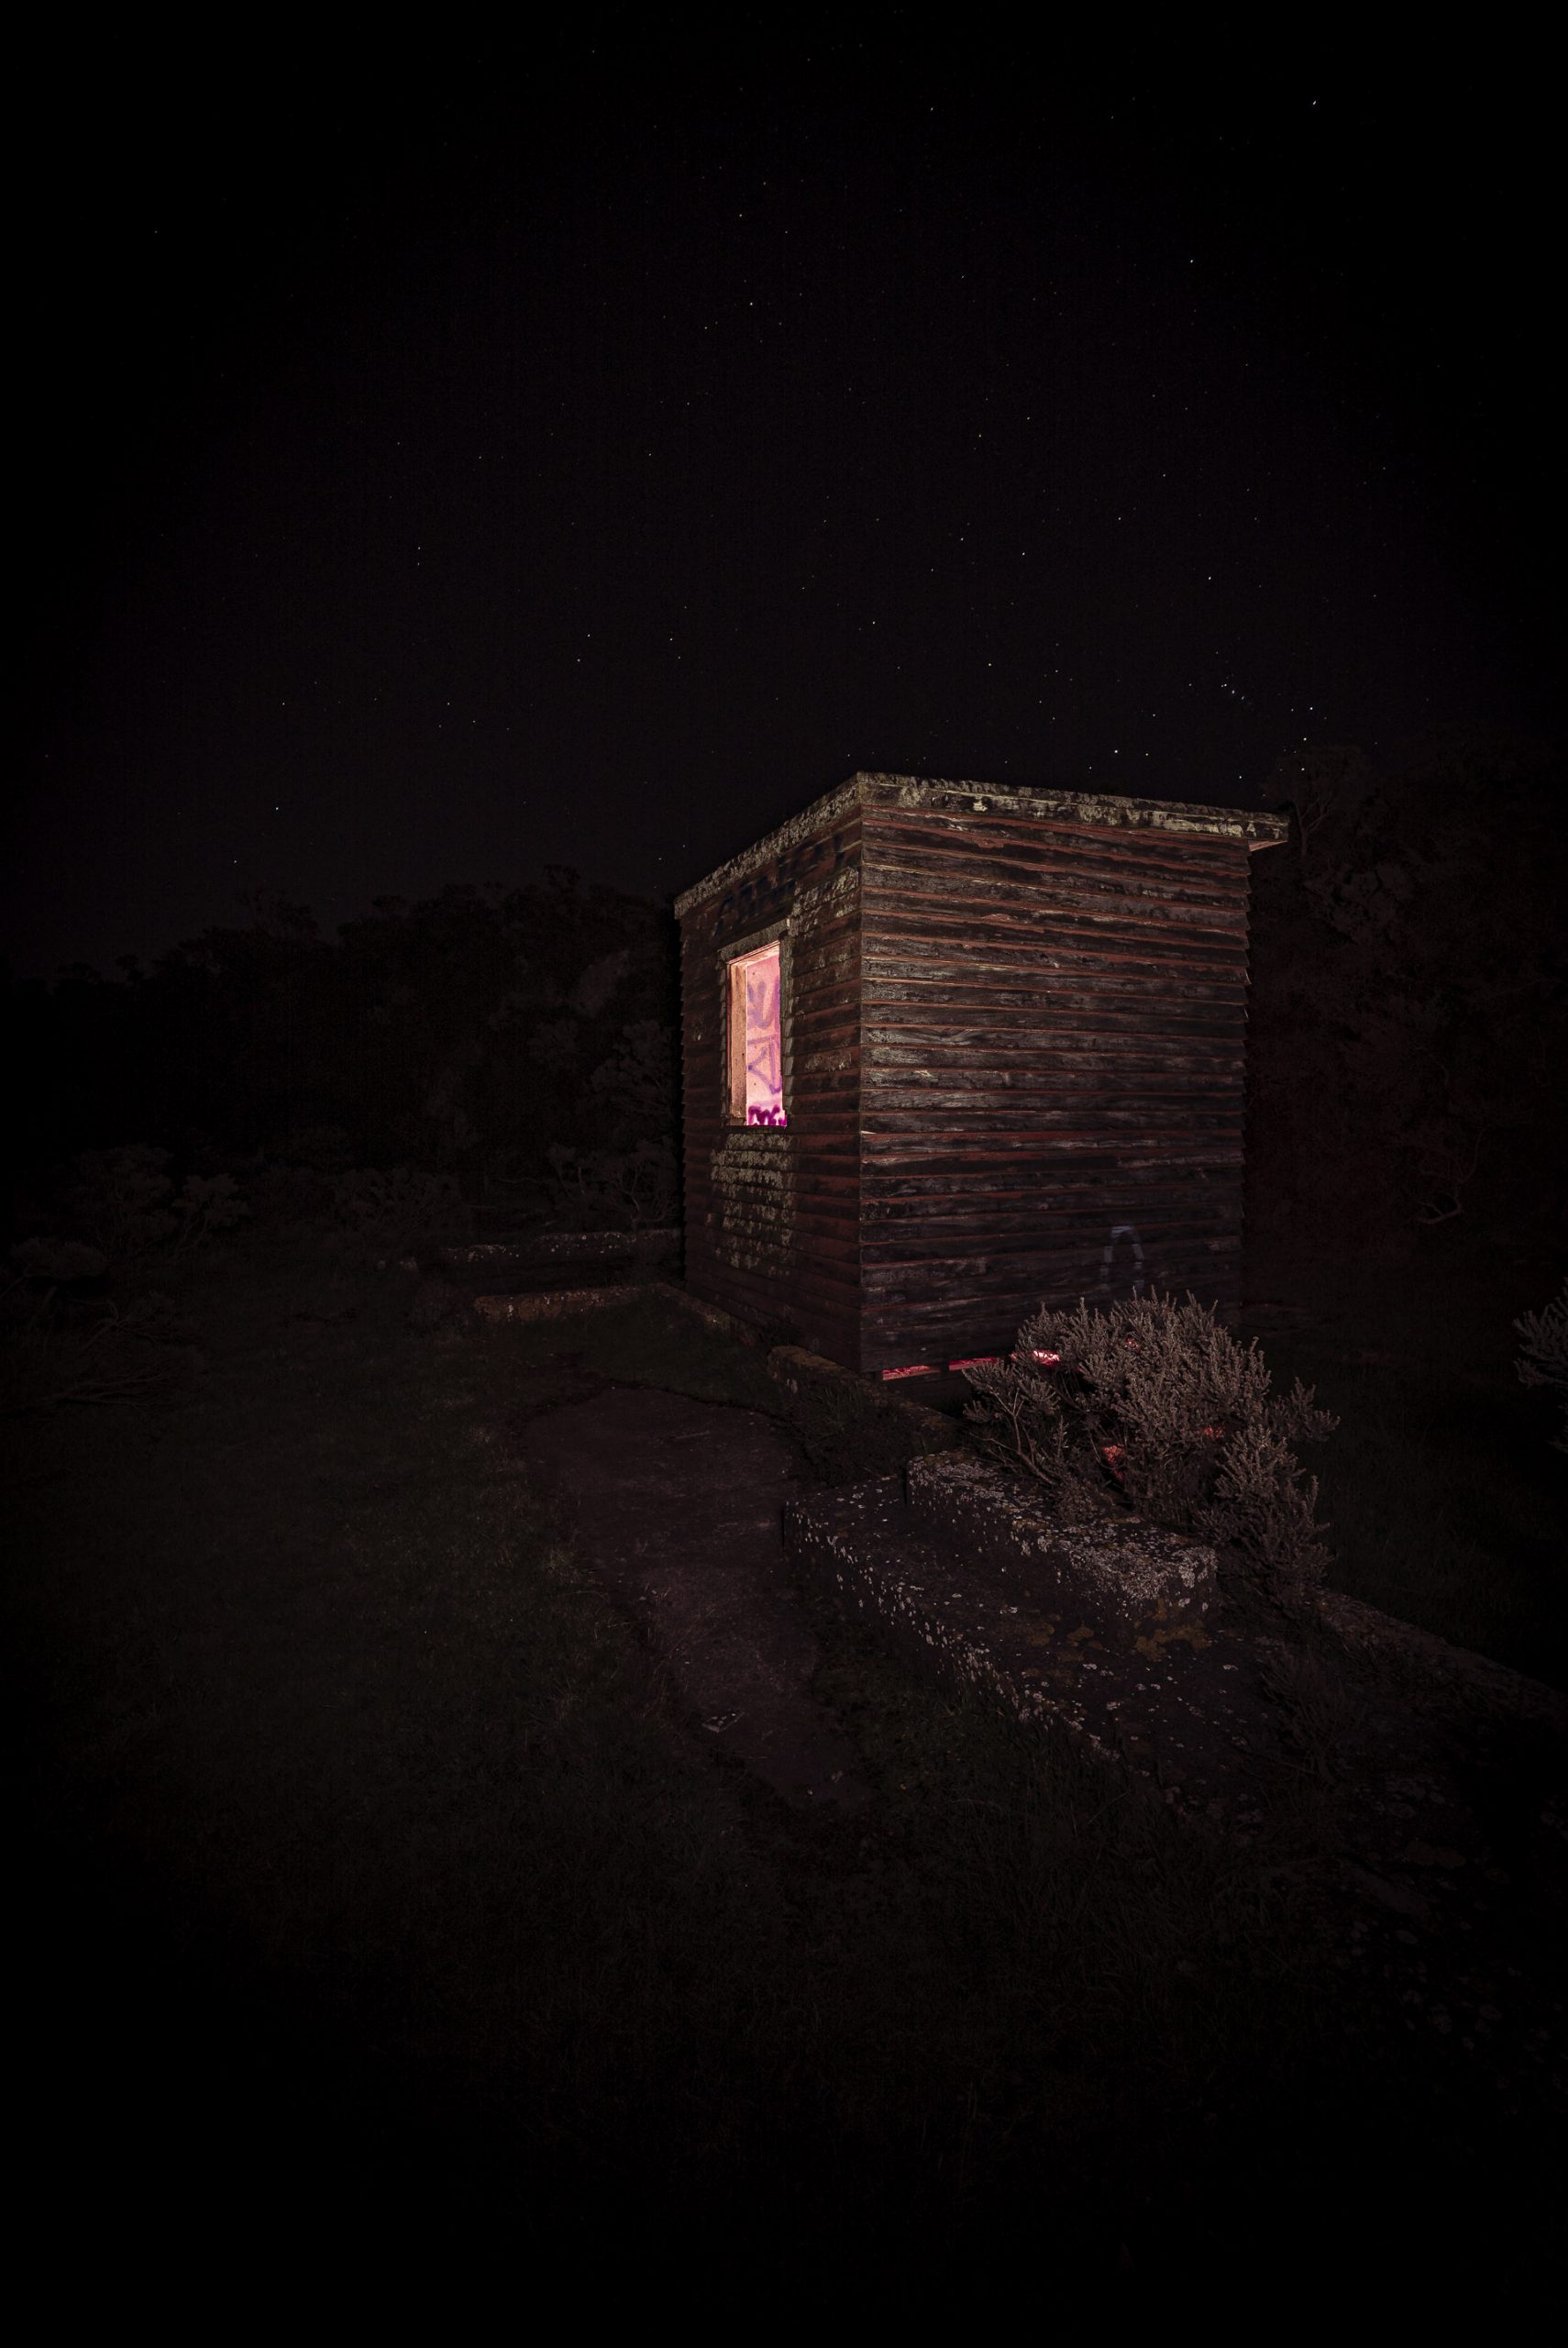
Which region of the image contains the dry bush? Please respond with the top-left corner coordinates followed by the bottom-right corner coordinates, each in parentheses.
top-left (587, 1020), bottom-right (678, 1136)
top-left (1514, 1278), bottom-right (1568, 1452)
top-left (0, 1282), bottom-right (199, 1416)
top-left (964, 1294), bottom-right (1337, 1606)
top-left (546, 1139), bottom-right (678, 1232)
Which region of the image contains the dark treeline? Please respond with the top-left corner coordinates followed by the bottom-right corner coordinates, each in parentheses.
top-left (1245, 734), bottom-right (1566, 1275)
top-left (6, 736), bottom-right (1564, 1269)
top-left (6, 869), bottom-right (678, 1222)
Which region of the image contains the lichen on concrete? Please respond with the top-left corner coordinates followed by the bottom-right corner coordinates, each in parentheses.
top-left (782, 1470), bottom-right (1273, 1811)
top-left (906, 1451), bottom-right (1216, 1633)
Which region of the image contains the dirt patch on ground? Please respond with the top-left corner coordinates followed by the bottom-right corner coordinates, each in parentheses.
top-left (514, 1381), bottom-right (868, 1807)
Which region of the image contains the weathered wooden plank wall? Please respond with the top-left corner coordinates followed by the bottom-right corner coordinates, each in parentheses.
top-left (856, 805), bottom-right (1255, 1370)
top-left (678, 816), bottom-right (863, 1359)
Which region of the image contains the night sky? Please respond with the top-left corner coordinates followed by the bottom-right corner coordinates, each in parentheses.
top-left (10, 39), bottom-right (1557, 978)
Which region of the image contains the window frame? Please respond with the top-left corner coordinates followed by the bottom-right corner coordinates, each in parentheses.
top-left (718, 919), bottom-right (792, 1130)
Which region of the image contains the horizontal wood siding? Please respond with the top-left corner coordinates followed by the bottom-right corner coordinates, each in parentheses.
top-left (679, 817), bottom-right (863, 1364)
top-left (857, 807), bottom-right (1255, 1370)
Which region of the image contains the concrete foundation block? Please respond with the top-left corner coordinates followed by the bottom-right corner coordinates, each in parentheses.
top-left (767, 1345), bottom-right (963, 1450)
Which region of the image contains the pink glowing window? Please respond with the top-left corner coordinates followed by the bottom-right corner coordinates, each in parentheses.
top-left (726, 941), bottom-right (787, 1127)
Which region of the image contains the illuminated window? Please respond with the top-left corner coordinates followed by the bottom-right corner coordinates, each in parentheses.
top-left (726, 940), bottom-right (787, 1126)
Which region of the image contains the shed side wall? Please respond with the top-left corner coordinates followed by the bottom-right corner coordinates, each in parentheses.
top-left (679, 817), bottom-right (863, 1363)
top-left (858, 806), bottom-right (1255, 1369)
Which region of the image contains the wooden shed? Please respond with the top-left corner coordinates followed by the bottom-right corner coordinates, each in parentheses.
top-left (673, 772), bottom-right (1288, 1378)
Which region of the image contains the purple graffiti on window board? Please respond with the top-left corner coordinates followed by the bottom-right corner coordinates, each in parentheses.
top-left (744, 945), bottom-right (787, 1126)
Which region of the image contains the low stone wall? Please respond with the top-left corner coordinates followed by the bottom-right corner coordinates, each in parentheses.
top-left (469, 1275), bottom-right (771, 1340)
top-left (472, 1287), bottom-right (636, 1323)
top-left (1319, 1589), bottom-right (1568, 1733)
top-left (442, 1228), bottom-right (680, 1285)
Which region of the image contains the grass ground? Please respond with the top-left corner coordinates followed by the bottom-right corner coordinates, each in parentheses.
top-left (6, 1227), bottom-right (1564, 2292)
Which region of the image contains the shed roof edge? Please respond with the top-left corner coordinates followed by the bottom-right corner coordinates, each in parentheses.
top-left (673, 772), bottom-right (1289, 916)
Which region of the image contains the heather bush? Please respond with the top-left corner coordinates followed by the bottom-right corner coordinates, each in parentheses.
top-left (1514, 1278), bottom-right (1568, 1453)
top-left (963, 1294), bottom-right (1338, 1604)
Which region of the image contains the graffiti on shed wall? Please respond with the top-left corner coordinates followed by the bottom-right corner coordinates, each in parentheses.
top-left (709, 1128), bottom-right (797, 1279)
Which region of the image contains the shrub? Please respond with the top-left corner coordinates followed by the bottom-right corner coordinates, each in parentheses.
top-left (269, 1125), bottom-right (353, 1172)
top-left (9, 1238), bottom-right (110, 1284)
top-left (963, 1294), bottom-right (1338, 1605)
top-left (330, 1166), bottom-right (469, 1261)
top-left (587, 1020), bottom-right (677, 1138)
top-left (172, 1175), bottom-right (249, 1251)
top-left (61, 1146), bottom-right (248, 1264)
top-left (1514, 1278), bottom-right (1568, 1453)
top-left (67, 1145), bottom-right (179, 1257)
